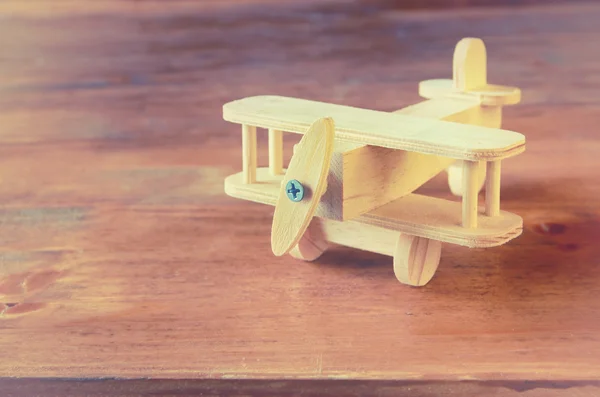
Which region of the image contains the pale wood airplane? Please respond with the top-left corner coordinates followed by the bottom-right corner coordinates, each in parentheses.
top-left (222, 38), bottom-right (525, 287)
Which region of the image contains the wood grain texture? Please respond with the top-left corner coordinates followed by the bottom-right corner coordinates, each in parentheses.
top-left (224, 95), bottom-right (526, 160)
top-left (423, 37), bottom-right (521, 107)
top-left (396, 98), bottom-right (490, 196)
top-left (420, 78), bottom-right (522, 106)
top-left (241, 124), bottom-right (257, 183)
top-left (486, 160), bottom-right (502, 216)
top-left (337, 145), bottom-right (454, 217)
top-left (271, 117), bottom-right (334, 256)
top-left (226, 169), bottom-right (523, 248)
top-left (267, 129), bottom-right (283, 176)
top-left (393, 234), bottom-right (442, 286)
top-left (290, 96), bottom-right (488, 222)
top-left (453, 37), bottom-right (488, 91)
top-left (462, 160), bottom-right (481, 228)
top-left (289, 219), bottom-right (329, 261)
top-left (0, 0), bottom-right (599, 388)
top-left (1, 379), bottom-right (600, 397)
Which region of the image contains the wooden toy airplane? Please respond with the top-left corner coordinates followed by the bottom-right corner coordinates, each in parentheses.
top-left (222, 38), bottom-right (525, 287)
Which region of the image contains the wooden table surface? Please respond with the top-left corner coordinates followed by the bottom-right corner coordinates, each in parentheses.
top-left (1, 0), bottom-right (600, 395)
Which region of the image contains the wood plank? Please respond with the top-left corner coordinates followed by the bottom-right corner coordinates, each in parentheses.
top-left (420, 79), bottom-right (521, 106)
top-left (0, 0), bottom-right (599, 384)
top-left (223, 95), bottom-right (526, 161)
top-left (225, 168), bottom-right (522, 248)
top-left (1, 379), bottom-right (599, 397)
top-left (395, 97), bottom-right (479, 121)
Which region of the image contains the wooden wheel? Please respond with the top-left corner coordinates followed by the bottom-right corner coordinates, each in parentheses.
top-left (393, 234), bottom-right (442, 286)
top-left (271, 117), bottom-right (335, 256)
top-left (289, 219), bottom-right (329, 261)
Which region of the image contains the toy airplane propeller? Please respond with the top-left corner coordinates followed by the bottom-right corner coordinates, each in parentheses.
top-left (222, 37), bottom-right (525, 287)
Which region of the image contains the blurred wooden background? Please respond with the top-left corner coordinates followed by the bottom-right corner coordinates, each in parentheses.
top-left (383, 0), bottom-right (586, 8)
